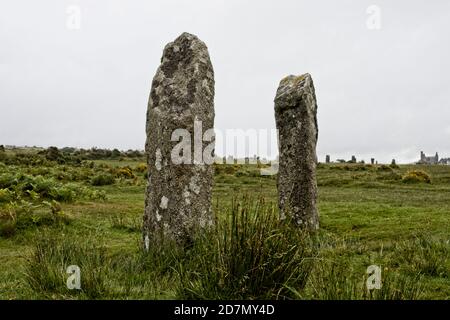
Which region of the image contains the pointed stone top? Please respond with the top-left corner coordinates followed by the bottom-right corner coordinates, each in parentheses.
top-left (163, 32), bottom-right (206, 56)
top-left (280, 73), bottom-right (311, 86)
top-left (275, 73), bottom-right (315, 107)
top-left (159, 32), bottom-right (211, 80)
top-left (176, 32), bottom-right (199, 41)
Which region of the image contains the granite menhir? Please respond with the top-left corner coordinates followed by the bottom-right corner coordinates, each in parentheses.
top-left (274, 73), bottom-right (319, 231)
top-left (144, 33), bottom-right (215, 247)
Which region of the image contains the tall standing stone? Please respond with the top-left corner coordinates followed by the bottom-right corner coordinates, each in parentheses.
top-left (274, 74), bottom-right (319, 231)
top-left (144, 33), bottom-right (215, 246)
top-left (325, 155), bottom-right (330, 164)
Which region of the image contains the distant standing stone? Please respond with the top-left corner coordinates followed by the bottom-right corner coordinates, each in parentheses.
top-left (143, 33), bottom-right (215, 246)
top-left (325, 155), bottom-right (330, 164)
top-left (351, 155), bottom-right (357, 163)
top-left (274, 74), bottom-right (319, 230)
top-left (371, 158), bottom-right (375, 165)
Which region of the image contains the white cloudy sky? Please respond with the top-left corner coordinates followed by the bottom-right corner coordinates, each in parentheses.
top-left (1, 0), bottom-right (449, 163)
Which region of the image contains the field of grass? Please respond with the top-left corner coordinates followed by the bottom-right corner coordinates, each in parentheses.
top-left (0, 152), bottom-right (449, 300)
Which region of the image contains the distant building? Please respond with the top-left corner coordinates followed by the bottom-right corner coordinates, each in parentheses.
top-left (418, 151), bottom-right (450, 165)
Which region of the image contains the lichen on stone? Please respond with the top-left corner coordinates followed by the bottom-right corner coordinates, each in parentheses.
top-left (160, 196), bottom-right (169, 209)
top-left (143, 32), bottom-right (215, 246)
top-left (274, 73), bottom-right (319, 231)
top-left (155, 148), bottom-right (162, 171)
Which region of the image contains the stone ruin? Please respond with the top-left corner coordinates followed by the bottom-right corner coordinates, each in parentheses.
top-left (419, 151), bottom-right (438, 165)
top-left (418, 151), bottom-right (450, 165)
top-left (143, 33), bottom-right (215, 247)
top-left (274, 74), bottom-right (319, 231)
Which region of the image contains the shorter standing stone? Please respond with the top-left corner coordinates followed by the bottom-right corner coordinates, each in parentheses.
top-left (371, 158), bottom-right (375, 165)
top-left (275, 73), bottom-right (319, 231)
top-left (351, 155), bottom-right (357, 163)
top-left (325, 155), bottom-right (331, 164)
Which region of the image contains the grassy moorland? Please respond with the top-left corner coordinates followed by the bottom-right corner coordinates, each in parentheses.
top-left (0, 148), bottom-right (449, 300)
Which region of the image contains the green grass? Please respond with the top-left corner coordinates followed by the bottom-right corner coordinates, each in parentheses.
top-left (0, 159), bottom-right (449, 299)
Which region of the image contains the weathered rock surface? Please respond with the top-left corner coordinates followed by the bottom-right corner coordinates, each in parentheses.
top-left (143, 33), bottom-right (215, 246)
top-left (274, 73), bottom-right (319, 231)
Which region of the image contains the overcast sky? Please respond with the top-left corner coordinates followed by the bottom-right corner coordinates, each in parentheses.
top-left (1, 0), bottom-right (449, 163)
